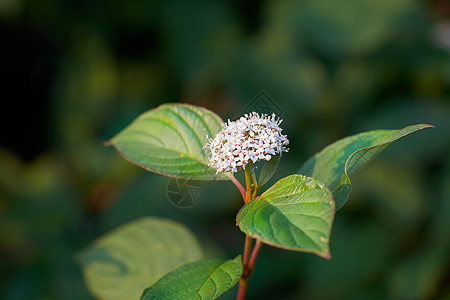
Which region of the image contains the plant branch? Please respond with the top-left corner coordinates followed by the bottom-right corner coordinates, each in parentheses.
top-left (247, 240), bottom-right (262, 274)
top-left (244, 165), bottom-right (253, 203)
top-left (236, 239), bottom-right (263, 300)
top-left (236, 165), bottom-right (262, 300)
top-left (242, 235), bottom-right (252, 267)
top-left (250, 168), bottom-right (259, 199)
top-left (251, 185), bottom-right (259, 199)
top-left (251, 167), bottom-right (258, 188)
top-left (225, 173), bottom-right (246, 202)
top-left (236, 277), bottom-right (248, 300)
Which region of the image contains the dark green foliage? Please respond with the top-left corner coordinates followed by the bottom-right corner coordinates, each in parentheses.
top-left (1, 0), bottom-right (449, 299)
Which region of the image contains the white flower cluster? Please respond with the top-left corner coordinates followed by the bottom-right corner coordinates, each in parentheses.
top-left (203, 112), bottom-right (289, 173)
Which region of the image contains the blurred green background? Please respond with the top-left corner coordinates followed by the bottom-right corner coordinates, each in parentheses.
top-left (1, 0), bottom-right (449, 299)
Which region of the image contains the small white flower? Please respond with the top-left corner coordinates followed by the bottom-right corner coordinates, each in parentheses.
top-left (203, 112), bottom-right (289, 173)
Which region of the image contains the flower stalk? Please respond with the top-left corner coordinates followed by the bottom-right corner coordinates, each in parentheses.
top-left (244, 165), bottom-right (253, 204)
top-left (236, 165), bottom-right (263, 300)
top-left (226, 173), bottom-right (247, 202)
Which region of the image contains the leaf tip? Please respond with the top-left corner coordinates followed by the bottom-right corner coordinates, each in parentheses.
top-left (103, 140), bottom-right (113, 147)
top-left (417, 124), bottom-right (435, 130)
top-left (322, 251), bottom-right (332, 260)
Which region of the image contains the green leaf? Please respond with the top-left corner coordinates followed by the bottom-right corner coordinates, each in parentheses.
top-left (140, 256), bottom-right (243, 300)
top-left (258, 155), bottom-right (281, 188)
top-left (298, 124), bottom-right (434, 210)
top-left (236, 174), bottom-right (334, 258)
top-left (77, 217), bottom-right (203, 300)
top-left (109, 103), bottom-right (227, 180)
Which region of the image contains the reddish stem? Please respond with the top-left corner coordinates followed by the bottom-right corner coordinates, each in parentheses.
top-left (226, 173), bottom-right (246, 202)
top-left (236, 239), bottom-right (263, 300)
top-left (248, 240), bottom-right (262, 273)
top-left (236, 165), bottom-right (263, 300)
top-left (236, 277), bottom-right (248, 300)
top-left (242, 235), bottom-right (253, 267)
